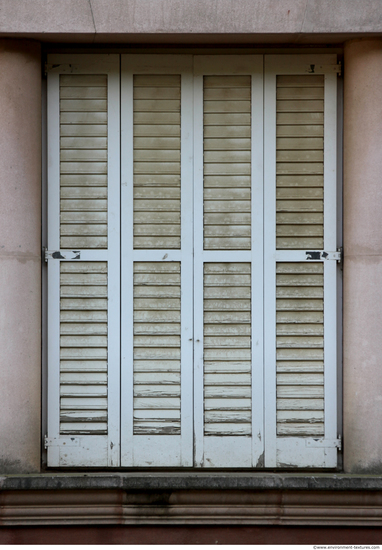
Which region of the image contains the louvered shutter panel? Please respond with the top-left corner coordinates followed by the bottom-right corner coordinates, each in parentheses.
top-left (120, 56), bottom-right (194, 466)
top-left (47, 55), bottom-right (120, 467)
top-left (194, 56), bottom-right (264, 467)
top-left (264, 55), bottom-right (339, 468)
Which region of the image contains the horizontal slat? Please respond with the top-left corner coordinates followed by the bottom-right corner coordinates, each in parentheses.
top-left (134, 397), bottom-right (180, 409)
top-left (59, 75), bottom-right (108, 251)
top-left (277, 100), bottom-right (323, 112)
top-left (133, 76), bottom-right (181, 252)
top-left (134, 75), bottom-right (181, 87)
top-left (60, 260), bottom-right (108, 436)
top-left (277, 424), bottom-right (324, 436)
top-left (60, 125), bottom-right (107, 138)
top-left (204, 424), bottom-right (251, 435)
top-left (133, 261), bottom-right (181, 435)
top-left (134, 112), bottom-right (180, 125)
top-left (134, 87), bottom-right (180, 100)
top-left (277, 87), bottom-right (324, 100)
top-left (61, 112), bottom-right (107, 124)
top-left (61, 75), bottom-right (107, 87)
top-left (204, 262), bottom-right (251, 436)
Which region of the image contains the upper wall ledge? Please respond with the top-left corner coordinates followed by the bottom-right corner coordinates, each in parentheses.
top-left (1, 473), bottom-right (382, 491)
top-left (0, 0), bottom-right (381, 43)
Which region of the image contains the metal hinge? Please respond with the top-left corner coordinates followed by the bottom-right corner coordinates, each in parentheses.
top-left (306, 436), bottom-right (342, 451)
top-left (44, 248), bottom-right (81, 262)
top-left (305, 248), bottom-right (342, 262)
top-left (306, 62), bottom-right (342, 76)
top-left (44, 436), bottom-right (79, 449)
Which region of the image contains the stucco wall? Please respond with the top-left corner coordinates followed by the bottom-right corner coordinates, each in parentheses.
top-left (0, 0), bottom-right (380, 43)
top-left (0, 39), bottom-right (41, 473)
top-left (343, 38), bottom-right (382, 474)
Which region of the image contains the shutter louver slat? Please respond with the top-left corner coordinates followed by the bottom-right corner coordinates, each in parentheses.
top-left (276, 262), bottom-right (324, 437)
top-left (133, 262), bottom-right (181, 435)
top-left (276, 75), bottom-right (324, 250)
top-left (203, 76), bottom-right (251, 250)
top-left (204, 263), bottom-right (252, 436)
top-left (60, 74), bottom-right (108, 250)
top-left (60, 261), bottom-right (108, 435)
top-left (133, 75), bottom-right (181, 249)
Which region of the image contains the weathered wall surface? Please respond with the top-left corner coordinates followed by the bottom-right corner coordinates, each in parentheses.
top-left (343, 38), bottom-right (382, 473)
top-left (0, 0), bottom-right (380, 42)
top-left (0, 39), bottom-right (41, 473)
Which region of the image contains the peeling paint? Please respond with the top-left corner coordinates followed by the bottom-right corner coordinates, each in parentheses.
top-left (306, 251), bottom-right (321, 260)
top-left (256, 451), bottom-right (264, 468)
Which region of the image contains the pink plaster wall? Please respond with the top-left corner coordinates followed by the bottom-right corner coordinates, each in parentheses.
top-left (343, 39), bottom-right (382, 473)
top-left (0, 39), bottom-right (41, 473)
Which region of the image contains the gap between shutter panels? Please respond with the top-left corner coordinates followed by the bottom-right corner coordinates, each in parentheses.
top-left (60, 262), bottom-right (108, 435)
top-left (60, 74), bottom-right (108, 250)
top-left (276, 75), bottom-right (324, 251)
top-left (133, 75), bottom-right (181, 250)
top-left (203, 76), bottom-right (251, 251)
top-left (133, 262), bottom-right (181, 435)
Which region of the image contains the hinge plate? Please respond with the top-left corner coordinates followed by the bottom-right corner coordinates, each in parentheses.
top-left (305, 62), bottom-right (342, 76)
top-left (44, 249), bottom-right (81, 262)
top-left (305, 249), bottom-right (342, 261)
top-left (44, 436), bottom-right (80, 449)
top-left (306, 436), bottom-right (342, 451)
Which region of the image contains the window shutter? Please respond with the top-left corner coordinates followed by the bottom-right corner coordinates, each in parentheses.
top-left (120, 56), bottom-right (194, 466)
top-left (47, 55), bottom-right (120, 467)
top-left (193, 56), bottom-right (264, 467)
top-left (46, 53), bottom-right (340, 470)
top-left (264, 55), bottom-right (339, 468)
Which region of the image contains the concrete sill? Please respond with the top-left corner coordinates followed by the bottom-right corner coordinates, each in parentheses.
top-left (1, 472), bottom-right (382, 491)
top-left (1, 474), bottom-right (382, 526)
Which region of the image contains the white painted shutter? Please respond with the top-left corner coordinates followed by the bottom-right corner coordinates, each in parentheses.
top-left (194, 56), bottom-right (264, 467)
top-left (120, 56), bottom-right (194, 466)
top-left (47, 55), bottom-right (120, 467)
top-left (264, 55), bottom-right (339, 468)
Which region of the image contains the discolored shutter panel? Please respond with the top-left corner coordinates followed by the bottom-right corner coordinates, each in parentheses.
top-left (121, 56), bottom-right (194, 467)
top-left (47, 55), bottom-right (120, 467)
top-left (194, 56), bottom-right (264, 468)
top-left (264, 56), bottom-right (339, 468)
